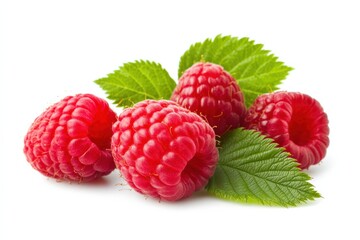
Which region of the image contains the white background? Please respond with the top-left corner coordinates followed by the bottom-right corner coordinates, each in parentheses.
top-left (1, 0), bottom-right (359, 239)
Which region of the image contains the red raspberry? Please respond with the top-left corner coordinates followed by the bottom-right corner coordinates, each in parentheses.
top-left (171, 62), bottom-right (246, 136)
top-left (244, 91), bottom-right (329, 169)
top-left (111, 100), bottom-right (219, 201)
top-left (24, 94), bottom-right (117, 182)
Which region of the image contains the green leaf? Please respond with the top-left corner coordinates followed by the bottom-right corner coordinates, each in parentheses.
top-left (178, 35), bottom-right (293, 107)
top-left (95, 60), bottom-right (176, 107)
top-left (206, 128), bottom-right (321, 206)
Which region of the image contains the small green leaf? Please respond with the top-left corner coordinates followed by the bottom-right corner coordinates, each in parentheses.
top-left (179, 35), bottom-right (293, 107)
top-left (206, 128), bottom-right (321, 206)
top-left (95, 60), bottom-right (176, 107)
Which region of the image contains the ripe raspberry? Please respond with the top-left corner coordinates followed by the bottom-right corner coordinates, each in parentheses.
top-left (244, 91), bottom-right (329, 169)
top-left (24, 94), bottom-right (117, 182)
top-left (171, 62), bottom-right (246, 136)
top-left (111, 100), bottom-right (219, 201)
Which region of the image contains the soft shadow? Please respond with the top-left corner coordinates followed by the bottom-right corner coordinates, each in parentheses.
top-left (156, 190), bottom-right (220, 207)
top-left (186, 190), bottom-right (212, 201)
top-left (82, 177), bottom-right (111, 186)
top-left (303, 158), bottom-right (332, 177)
top-left (47, 172), bottom-right (119, 189)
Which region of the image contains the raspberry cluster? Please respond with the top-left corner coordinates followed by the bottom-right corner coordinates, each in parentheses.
top-left (24, 62), bottom-right (329, 201)
top-left (171, 62), bottom-right (246, 136)
top-left (111, 100), bottom-right (219, 201)
top-left (24, 94), bottom-right (117, 182)
top-left (244, 91), bottom-right (329, 169)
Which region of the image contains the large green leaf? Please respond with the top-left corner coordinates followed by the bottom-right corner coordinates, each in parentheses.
top-left (206, 128), bottom-right (321, 206)
top-left (95, 60), bottom-right (176, 107)
top-left (179, 35), bottom-right (293, 107)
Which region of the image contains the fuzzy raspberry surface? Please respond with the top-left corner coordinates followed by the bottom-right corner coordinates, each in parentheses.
top-left (111, 100), bottom-right (219, 201)
top-left (24, 94), bottom-right (117, 182)
top-left (244, 91), bottom-right (329, 169)
top-left (171, 62), bottom-right (246, 136)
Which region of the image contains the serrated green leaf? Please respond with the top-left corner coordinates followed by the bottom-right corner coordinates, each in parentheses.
top-left (179, 35), bottom-right (293, 107)
top-left (95, 60), bottom-right (176, 107)
top-left (206, 128), bottom-right (321, 206)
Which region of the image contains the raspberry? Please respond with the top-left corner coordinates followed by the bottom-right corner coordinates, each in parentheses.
top-left (171, 62), bottom-right (246, 136)
top-left (111, 100), bottom-right (219, 201)
top-left (244, 91), bottom-right (329, 169)
top-left (24, 94), bottom-right (117, 182)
